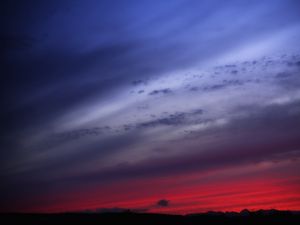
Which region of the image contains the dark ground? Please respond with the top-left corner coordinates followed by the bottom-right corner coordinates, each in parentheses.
top-left (1, 209), bottom-right (300, 225)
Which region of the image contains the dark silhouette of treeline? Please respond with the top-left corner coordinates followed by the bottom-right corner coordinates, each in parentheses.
top-left (1, 209), bottom-right (300, 225)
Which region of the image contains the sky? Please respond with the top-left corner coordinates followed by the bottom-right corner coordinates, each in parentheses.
top-left (1, 0), bottom-right (300, 214)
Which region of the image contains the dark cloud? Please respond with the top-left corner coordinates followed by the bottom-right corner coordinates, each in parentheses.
top-left (132, 80), bottom-right (146, 86)
top-left (51, 126), bottom-right (111, 142)
top-left (202, 79), bottom-right (245, 92)
top-left (203, 84), bottom-right (227, 91)
top-left (139, 112), bottom-right (185, 127)
top-left (149, 89), bottom-right (172, 95)
top-left (275, 72), bottom-right (293, 79)
top-left (222, 79), bottom-right (244, 86)
top-left (230, 70), bottom-right (238, 75)
top-left (157, 199), bottom-right (170, 207)
top-left (224, 64), bottom-right (237, 68)
top-left (189, 87), bottom-right (199, 92)
top-left (137, 109), bottom-right (203, 128)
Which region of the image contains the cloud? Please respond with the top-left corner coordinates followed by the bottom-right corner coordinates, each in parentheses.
top-left (203, 84), bottom-right (228, 91)
top-left (157, 199), bottom-right (170, 207)
top-left (149, 89), bottom-right (172, 95)
top-left (139, 112), bottom-right (185, 127)
top-left (137, 109), bottom-right (203, 128)
top-left (132, 80), bottom-right (146, 86)
top-left (51, 126), bottom-right (111, 142)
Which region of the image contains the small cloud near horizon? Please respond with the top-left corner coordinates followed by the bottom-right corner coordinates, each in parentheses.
top-left (157, 199), bottom-right (170, 207)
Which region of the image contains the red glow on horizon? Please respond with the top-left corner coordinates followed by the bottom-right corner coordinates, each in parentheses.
top-left (10, 170), bottom-right (300, 214)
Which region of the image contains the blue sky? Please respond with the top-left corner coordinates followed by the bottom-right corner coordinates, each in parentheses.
top-left (1, 0), bottom-right (300, 213)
